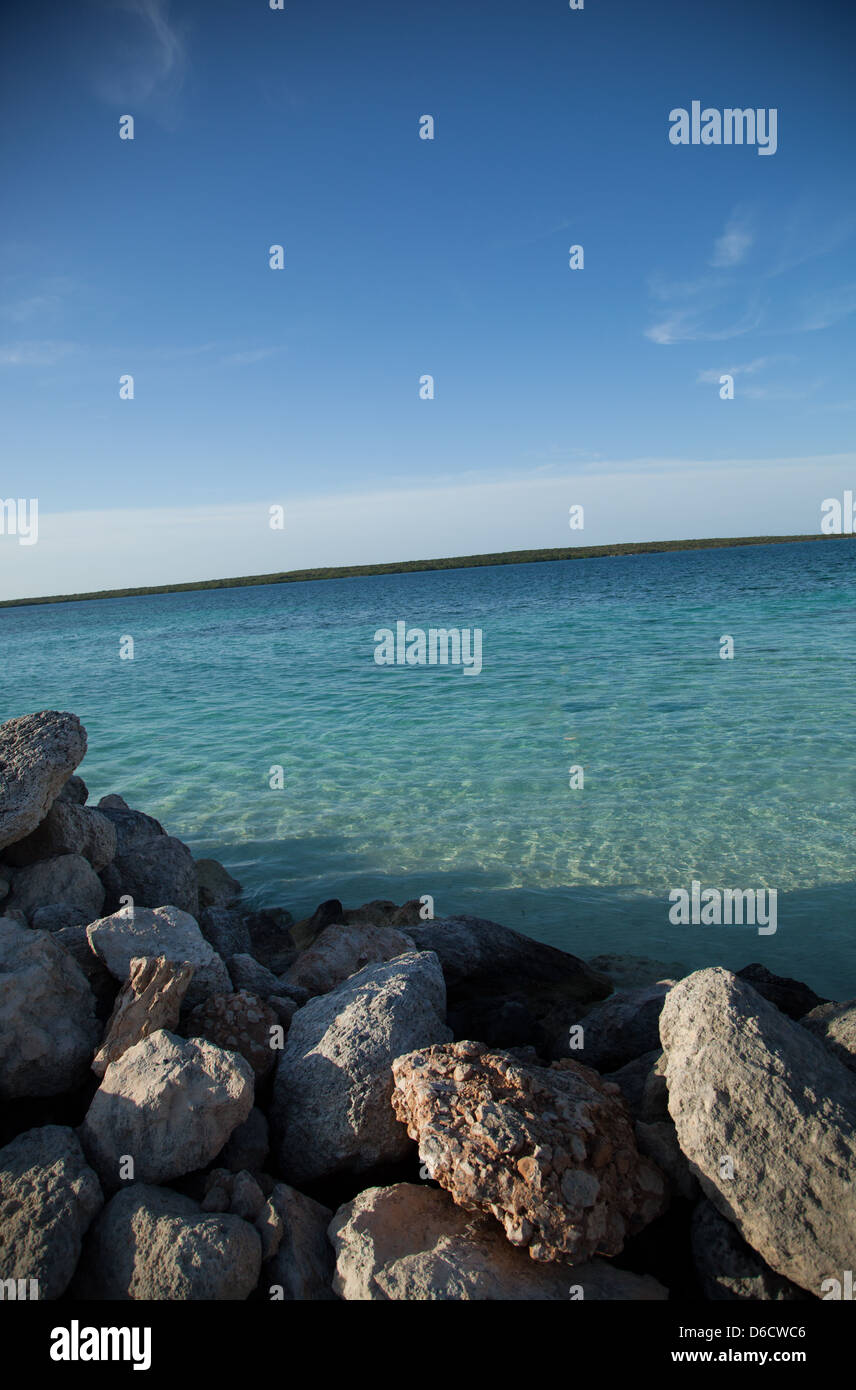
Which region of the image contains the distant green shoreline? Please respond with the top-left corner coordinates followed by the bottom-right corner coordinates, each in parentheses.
top-left (1, 533), bottom-right (851, 609)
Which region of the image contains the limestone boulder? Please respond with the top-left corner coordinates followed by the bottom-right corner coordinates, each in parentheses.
top-left (79, 1029), bottom-right (254, 1189)
top-left (184, 990), bottom-right (279, 1080)
top-left (104, 835), bottom-right (199, 917)
top-left (659, 967), bottom-right (856, 1295)
top-left (4, 854), bottom-right (105, 924)
top-left (271, 951), bottom-right (451, 1184)
top-left (329, 1184), bottom-right (669, 1300)
top-left (0, 1125), bottom-right (103, 1300)
top-left (3, 802), bottom-right (117, 872)
top-left (263, 1182), bottom-right (337, 1300)
top-left (281, 921), bottom-right (415, 998)
top-left (0, 918), bottom-right (98, 1098)
top-left (73, 1183), bottom-right (261, 1299)
top-left (87, 904), bottom-right (230, 1007)
top-left (0, 711), bottom-right (87, 851)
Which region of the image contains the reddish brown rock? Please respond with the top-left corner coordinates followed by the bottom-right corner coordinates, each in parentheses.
top-left (186, 990), bottom-right (279, 1079)
top-left (391, 1040), bottom-right (667, 1265)
top-left (92, 955), bottom-right (194, 1078)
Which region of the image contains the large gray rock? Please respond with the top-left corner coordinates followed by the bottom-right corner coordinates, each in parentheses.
top-left (262, 1183), bottom-right (337, 1300)
top-left (801, 999), bottom-right (856, 1074)
top-left (30, 903), bottom-right (90, 932)
top-left (281, 921), bottom-right (415, 998)
top-left (0, 711), bottom-right (87, 851)
top-left (568, 982), bottom-right (675, 1072)
top-left (105, 835), bottom-right (199, 917)
top-left (603, 1049), bottom-right (664, 1120)
top-left (96, 802), bottom-right (165, 854)
top-left (73, 1184), bottom-right (261, 1299)
top-left (635, 1119), bottom-right (699, 1201)
top-left (0, 918), bottom-right (98, 1098)
top-left (3, 802), bottom-right (117, 872)
top-left (243, 907), bottom-right (296, 974)
top-left (660, 967), bottom-right (856, 1295)
top-left (587, 954), bottom-right (688, 990)
top-left (196, 858), bottom-right (242, 910)
top-left (79, 1029), bottom-right (254, 1189)
top-left (87, 905), bottom-right (230, 1008)
top-left (56, 774), bottom-right (88, 806)
top-left (272, 951), bottom-right (452, 1184)
top-left (200, 906), bottom-right (252, 959)
top-left (329, 1185), bottom-right (669, 1301)
top-left (690, 1198), bottom-right (807, 1301)
top-left (0, 1125), bottom-right (103, 1300)
top-left (4, 854), bottom-right (105, 924)
top-left (226, 953), bottom-right (280, 999)
top-left (52, 925), bottom-right (117, 1019)
top-left (405, 914), bottom-right (611, 1056)
top-left (735, 963), bottom-right (826, 1021)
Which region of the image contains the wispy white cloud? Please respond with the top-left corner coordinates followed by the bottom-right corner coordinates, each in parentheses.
top-left (220, 347), bottom-right (284, 367)
top-left (741, 382), bottom-right (820, 402)
top-left (0, 276), bottom-right (81, 326)
top-left (695, 355), bottom-right (792, 384)
top-left (767, 208), bottom-right (856, 278)
top-left (710, 208), bottom-right (754, 268)
top-left (800, 283), bottom-right (856, 332)
top-left (0, 341), bottom-right (78, 366)
top-left (645, 301), bottom-right (763, 346)
top-left (93, 0), bottom-right (187, 113)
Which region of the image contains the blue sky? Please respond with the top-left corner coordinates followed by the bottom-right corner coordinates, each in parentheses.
top-left (1, 0), bottom-right (854, 597)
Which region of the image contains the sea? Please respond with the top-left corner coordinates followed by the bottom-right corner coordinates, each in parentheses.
top-left (2, 539), bottom-right (854, 998)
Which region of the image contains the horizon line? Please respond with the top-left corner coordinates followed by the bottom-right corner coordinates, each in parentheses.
top-left (0, 533), bottom-right (851, 610)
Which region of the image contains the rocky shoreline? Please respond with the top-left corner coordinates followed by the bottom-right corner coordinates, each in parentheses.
top-left (0, 710), bottom-right (853, 1301)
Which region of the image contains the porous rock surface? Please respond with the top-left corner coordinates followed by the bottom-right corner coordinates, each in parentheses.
top-left (391, 1040), bottom-right (667, 1264)
top-left (660, 967), bottom-right (856, 1296)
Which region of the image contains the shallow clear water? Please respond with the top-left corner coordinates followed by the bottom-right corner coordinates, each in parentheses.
top-left (1, 540), bottom-right (854, 997)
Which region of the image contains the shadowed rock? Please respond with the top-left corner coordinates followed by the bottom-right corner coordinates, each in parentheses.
top-left (73, 1183), bottom-right (261, 1300)
top-left (800, 998), bottom-right (856, 1074)
top-left (735, 962), bottom-right (826, 1020)
top-left (405, 914), bottom-right (612, 1055)
top-left (4, 854), bottom-right (105, 924)
top-left (0, 1125), bottom-right (103, 1300)
top-left (0, 918), bottom-right (98, 1099)
top-left (3, 802), bottom-right (117, 872)
top-left (0, 711), bottom-right (87, 851)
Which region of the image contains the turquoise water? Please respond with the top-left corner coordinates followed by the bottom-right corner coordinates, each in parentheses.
top-left (1, 540), bottom-right (854, 997)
